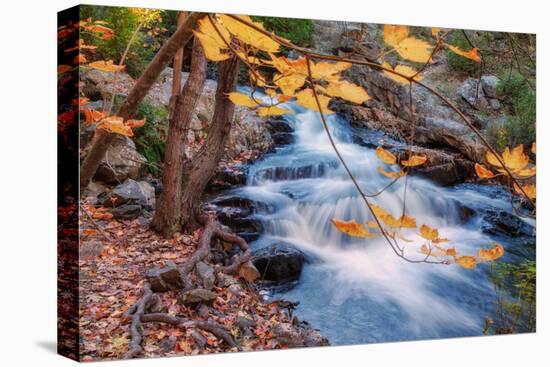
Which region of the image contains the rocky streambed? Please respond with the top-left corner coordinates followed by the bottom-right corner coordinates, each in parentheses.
top-left (207, 94), bottom-right (536, 345)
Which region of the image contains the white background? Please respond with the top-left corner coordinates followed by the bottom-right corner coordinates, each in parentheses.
top-left (0, 0), bottom-right (547, 365)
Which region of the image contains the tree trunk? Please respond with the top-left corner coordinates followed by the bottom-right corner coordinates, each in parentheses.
top-left (179, 56), bottom-right (240, 232)
top-left (151, 38), bottom-right (207, 237)
top-left (79, 12), bottom-right (205, 192)
top-left (168, 11), bottom-right (186, 119)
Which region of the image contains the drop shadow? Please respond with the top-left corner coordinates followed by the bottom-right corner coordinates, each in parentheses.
top-left (36, 340), bottom-right (57, 354)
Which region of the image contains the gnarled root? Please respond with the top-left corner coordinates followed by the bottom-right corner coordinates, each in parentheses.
top-left (124, 214), bottom-right (253, 358)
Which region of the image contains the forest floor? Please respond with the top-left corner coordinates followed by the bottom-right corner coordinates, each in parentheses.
top-left (77, 206), bottom-right (318, 361)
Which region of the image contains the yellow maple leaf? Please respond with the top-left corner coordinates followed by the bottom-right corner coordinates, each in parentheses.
top-left (383, 25), bottom-right (409, 47)
top-left (382, 62), bottom-right (423, 85)
top-left (274, 73), bottom-right (306, 96)
top-left (532, 143), bottom-right (536, 154)
top-left (256, 106), bottom-right (294, 117)
top-left (455, 256), bottom-right (477, 269)
top-left (401, 154), bottom-right (427, 167)
top-left (375, 146), bottom-right (397, 165)
top-left (487, 144), bottom-right (529, 173)
top-left (218, 14), bottom-right (280, 53)
top-left (227, 92), bottom-right (260, 108)
top-left (395, 37), bottom-right (433, 63)
top-left (325, 80), bottom-right (369, 104)
top-left (419, 224), bottom-right (439, 241)
top-left (478, 243), bottom-right (505, 262)
top-left (295, 88), bottom-right (333, 114)
top-left (193, 17), bottom-right (231, 61)
top-left (88, 60), bottom-right (125, 73)
top-left (377, 166), bottom-right (406, 179)
top-left (514, 183), bottom-right (536, 200)
top-left (331, 218), bottom-right (377, 238)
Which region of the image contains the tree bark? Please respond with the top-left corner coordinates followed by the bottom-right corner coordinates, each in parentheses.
top-left (168, 11), bottom-right (187, 119)
top-left (79, 12), bottom-right (205, 192)
top-left (179, 56), bottom-right (240, 232)
top-left (151, 38), bottom-right (207, 237)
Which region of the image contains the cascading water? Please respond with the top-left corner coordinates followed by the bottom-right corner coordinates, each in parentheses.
top-left (222, 90), bottom-right (534, 345)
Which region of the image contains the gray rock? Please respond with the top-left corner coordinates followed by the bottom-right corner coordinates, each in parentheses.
top-left (99, 179), bottom-right (155, 210)
top-left (82, 181), bottom-right (108, 204)
top-left (253, 244), bottom-right (306, 283)
top-left (272, 322), bottom-right (329, 348)
top-left (481, 75), bottom-right (501, 99)
top-left (94, 137), bottom-right (147, 184)
top-left (458, 78), bottom-right (488, 109)
top-left (147, 263), bottom-right (184, 292)
top-left (110, 204), bottom-right (142, 220)
top-left (196, 262), bottom-right (216, 290)
top-left (179, 288), bottom-right (217, 306)
top-left (489, 98), bottom-right (502, 110)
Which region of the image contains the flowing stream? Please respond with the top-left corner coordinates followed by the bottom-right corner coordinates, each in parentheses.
top-left (220, 91), bottom-right (535, 345)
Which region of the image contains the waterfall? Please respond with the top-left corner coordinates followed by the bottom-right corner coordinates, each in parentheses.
top-left (232, 89), bottom-right (512, 344)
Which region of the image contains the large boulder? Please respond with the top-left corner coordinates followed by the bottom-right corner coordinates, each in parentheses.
top-left (253, 244), bottom-right (306, 282)
top-left (481, 208), bottom-right (536, 238)
top-left (94, 137), bottom-right (147, 184)
top-left (98, 179), bottom-right (155, 210)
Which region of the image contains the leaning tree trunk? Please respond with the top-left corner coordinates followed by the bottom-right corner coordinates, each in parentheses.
top-left (151, 38), bottom-right (207, 237)
top-left (79, 12), bottom-right (205, 192)
top-left (179, 56), bottom-right (240, 232)
top-left (168, 11), bottom-right (186, 119)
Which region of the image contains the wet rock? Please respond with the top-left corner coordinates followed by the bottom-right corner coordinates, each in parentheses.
top-left (481, 209), bottom-right (536, 238)
top-left (110, 204), bottom-right (142, 220)
top-left (209, 166), bottom-right (246, 191)
top-left (272, 322), bottom-right (329, 348)
top-left (179, 288), bottom-right (217, 306)
top-left (147, 263), bottom-right (184, 292)
top-left (267, 120), bottom-right (294, 133)
top-left (453, 200), bottom-right (475, 223)
top-left (196, 262), bottom-right (216, 290)
top-left (253, 244), bottom-right (306, 282)
top-left (272, 132), bottom-right (295, 146)
top-left (414, 160), bottom-right (474, 186)
top-left (253, 162), bottom-right (338, 182)
top-left (94, 137), bottom-right (147, 184)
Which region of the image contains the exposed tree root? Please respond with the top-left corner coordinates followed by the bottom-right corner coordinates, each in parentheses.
top-left (123, 213), bottom-right (253, 358)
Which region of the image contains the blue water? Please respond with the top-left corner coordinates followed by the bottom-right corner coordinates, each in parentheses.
top-left (227, 92), bottom-right (535, 345)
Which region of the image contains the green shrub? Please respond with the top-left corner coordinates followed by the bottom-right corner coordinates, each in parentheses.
top-left (80, 5), bottom-right (164, 78)
top-left (251, 16), bottom-right (314, 47)
top-left (489, 72), bottom-right (536, 149)
top-left (487, 260), bottom-right (536, 334)
top-left (133, 102), bottom-right (168, 176)
top-left (446, 31), bottom-right (480, 76)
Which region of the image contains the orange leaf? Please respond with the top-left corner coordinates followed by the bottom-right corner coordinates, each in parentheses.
top-left (446, 44), bottom-right (482, 63)
top-left (58, 65), bottom-right (72, 74)
top-left (125, 119), bottom-right (146, 128)
top-left (401, 155), bottom-right (427, 167)
top-left (331, 218), bottom-right (377, 238)
top-left (88, 60), bottom-right (125, 73)
top-left (455, 256), bottom-right (477, 269)
top-left (419, 224), bottom-right (438, 241)
top-left (514, 183), bottom-right (536, 200)
top-left (475, 163), bottom-right (495, 179)
top-left (478, 243), bottom-right (505, 262)
top-left (377, 166), bottom-right (406, 179)
top-left (375, 146), bottom-right (397, 165)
